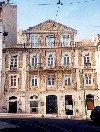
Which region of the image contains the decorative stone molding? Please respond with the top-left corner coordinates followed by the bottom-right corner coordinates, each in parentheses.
top-left (78, 50), bottom-right (82, 66)
top-left (5, 53), bottom-right (9, 68)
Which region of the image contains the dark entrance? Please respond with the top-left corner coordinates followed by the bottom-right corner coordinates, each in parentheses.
top-left (65, 95), bottom-right (73, 115)
top-left (9, 96), bottom-right (17, 113)
top-left (46, 95), bottom-right (57, 114)
top-left (86, 94), bottom-right (94, 110)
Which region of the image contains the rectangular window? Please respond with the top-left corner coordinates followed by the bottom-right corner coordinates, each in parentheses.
top-left (85, 73), bottom-right (92, 85)
top-left (48, 55), bottom-right (54, 66)
top-left (31, 36), bottom-right (38, 47)
top-left (31, 55), bottom-right (38, 66)
top-left (84, 53), bottom-right (90, 64)
top-left (64, 74), bottom-right (71, 86)
top-left (10, 55), bottom-right (17, 69)
top-left (64, 55), bottom-right (69, 65)
top-left (48, 76), bottom-right (55, 86)
top-left (32, 76), bottom-right (38, 87)
top-left (47, 35), bottom-right (54, 46)
top-left (62, 35), bottom-right (70, 46)
top-left (10, 75), bottom-right (17, 87)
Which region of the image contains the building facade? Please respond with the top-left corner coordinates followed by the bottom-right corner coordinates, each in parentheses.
top-left (1, 20), bottom-right (100, 118)
top-left (0, 1), bottom-right (17, 106)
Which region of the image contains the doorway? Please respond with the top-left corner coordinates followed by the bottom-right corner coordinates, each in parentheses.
top-left (9, 96), bottom-right (17, 113)
top-left (65, 95), bottom-right (73, 115)
top-left (46, 95), bottom-right (57, 114)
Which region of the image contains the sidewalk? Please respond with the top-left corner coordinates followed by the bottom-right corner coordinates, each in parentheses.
top-left (0, 113), bottom-right (89, 119)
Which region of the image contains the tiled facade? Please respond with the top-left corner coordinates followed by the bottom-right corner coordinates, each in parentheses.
top-left (1, 20), bottom-right (100, 118)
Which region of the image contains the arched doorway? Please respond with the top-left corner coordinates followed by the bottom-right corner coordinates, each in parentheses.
top-left (46, 95), bottom-right (57, 114)
top-left (9, 96), bottom-right (17, 113)
top-left (86, 94), bottom-right (94, 110)
top-left (30, 95), bottom-right (38, 113)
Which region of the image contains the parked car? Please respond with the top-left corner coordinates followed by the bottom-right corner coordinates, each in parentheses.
top-left (90, 106), bottom-right (100, 121)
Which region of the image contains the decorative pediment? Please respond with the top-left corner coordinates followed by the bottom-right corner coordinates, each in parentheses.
top-left (25, 19), bottom-right (77, 33)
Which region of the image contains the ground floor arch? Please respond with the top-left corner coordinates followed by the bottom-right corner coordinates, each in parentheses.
top-left (9, 96), bottom-right (17, 113)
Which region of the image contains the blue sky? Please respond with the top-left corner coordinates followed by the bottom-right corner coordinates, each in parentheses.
top-left (14, 0), bottom-right (100, 40)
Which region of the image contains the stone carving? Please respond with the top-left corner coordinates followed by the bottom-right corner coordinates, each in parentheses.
top-left (78, 50), bottom-right (82, 66)
top-left (5, 53), bottom-right (9, 68)
top-left (26, 20), bottom-right (76, 33)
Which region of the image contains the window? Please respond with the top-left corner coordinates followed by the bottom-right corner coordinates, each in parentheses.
top-left (84, 53), bottom-right (90, 64)
top-left (62, 35), bottom-right (70, 46)
top-left (31, 54), bottom-right (38, 66)
top-left (48, 76), bottom-right (55, 86)
top-left (85, 73), bottom-right (92, 85)
top-left (47, 35), bottom-right (54, 46)
top-left (31, 35), bottom-right (38, 47)
top-left (64, 54), bottom-right (69, 65)
top-left (64, 74), bottom-right (71, 86)
top-left (48, 55), bottom-right (54, 66)
top-left (10, 55), bottom-right (17, 68)
top-left (30, 101), bottom-right (38, 113)
top-left (31, 76), bottom-right (38, 87)
top-left (10, 75), bottom-right (18, 88)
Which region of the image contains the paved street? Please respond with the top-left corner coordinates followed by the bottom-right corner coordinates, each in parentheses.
top-left (0, 117), bottom-right (100, 132)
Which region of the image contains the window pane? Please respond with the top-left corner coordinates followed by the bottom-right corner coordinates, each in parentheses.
top-left (32, 79), bottom-right (34, 86)
top-left (35, 79), bottom-right (37, 86)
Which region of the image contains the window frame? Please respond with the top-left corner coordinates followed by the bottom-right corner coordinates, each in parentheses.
top-left (48, 54), bottom-right (54, 66)
top-left (31, 75), bottom-right (38, 87)
top-left (64, 74), bottom-right (71, 86)
top-left (31, 35), bottom-right (38, 47)
top-left (9, 74), bottom-right (18, 88)
top-left (48, 75), bottom-right (55, 86)
top-left (31, 54), bottom-right (38, 67)
top-left (46, 34), bottom-right (54, 47)
top-left (10, 54), bottom-right (18, 68)
top-left (62, 34), bottom-right (70, 46)
top-left (64, 54), bottom-right (70, 66)
top-left (84, 73), bottom-right (93, 86)
top-left (84, 53), bottom-right (90, 64)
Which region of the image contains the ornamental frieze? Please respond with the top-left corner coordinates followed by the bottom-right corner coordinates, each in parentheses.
top-left (40, 72), bottom-right (46, 90)
top-left (56, 50), bottom-right (62, 66)
top-left (39, 34), bottom-right (46, 46)
top-left (5, 53), bottom-right (9, 68)
top-left (40, 50), bottom-right (46, 66)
